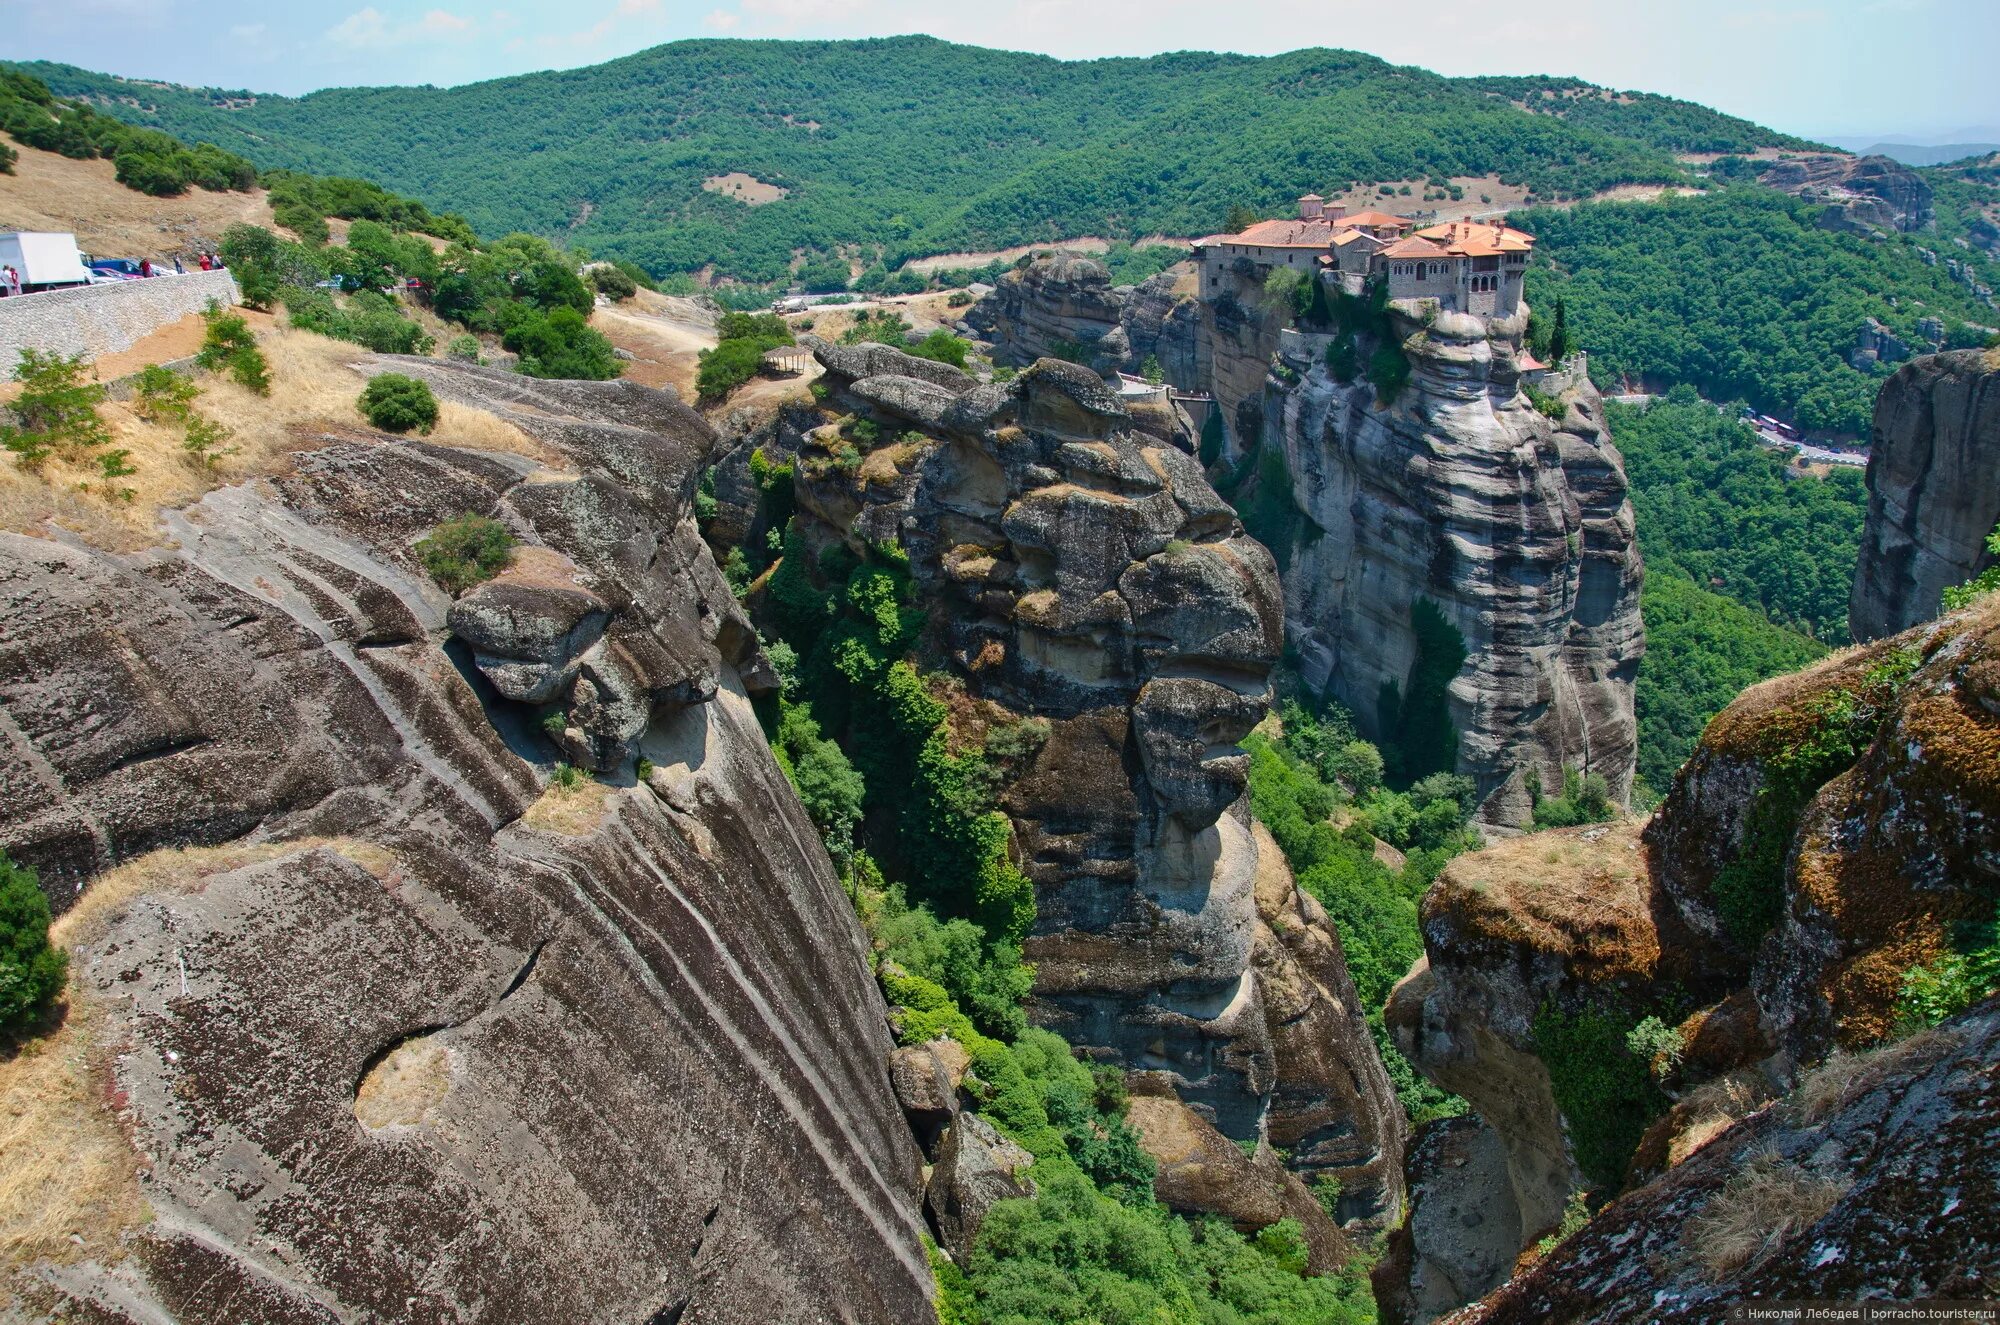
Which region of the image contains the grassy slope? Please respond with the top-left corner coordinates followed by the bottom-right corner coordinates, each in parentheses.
top-left (17, 40), bottom-right (1806, 282)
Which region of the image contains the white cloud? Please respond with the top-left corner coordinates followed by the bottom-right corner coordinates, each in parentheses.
top-left (326, 7), bottom-right (391, 47)
top-left (703, 8), bottom-right (740, 29)
top-left (568, 0), bottom-right (670, 45)
top-left (326, 6), bottom-right (477, 49)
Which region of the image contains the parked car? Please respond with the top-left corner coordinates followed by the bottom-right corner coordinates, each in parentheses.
top-left (89, 258), bottom-right (147, 278)
top-left (85, 269), bottom-right (135, 285)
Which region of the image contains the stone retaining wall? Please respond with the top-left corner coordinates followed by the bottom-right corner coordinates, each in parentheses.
top-left (0, 270), bottom-right (240, 367)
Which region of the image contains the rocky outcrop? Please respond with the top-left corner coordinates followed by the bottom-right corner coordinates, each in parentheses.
top-left (782, 338), bottom-right (1407, 1227)
top-left (1372, 1116), bottom-right (1522, 1325)
top-left (964, 250), bottom-right (1129, 371)
top-left (1761, 153), bottom-right (1935, 234)
top-left (1268, 304), bottom-right (1644, 825)
top-left (1849, 348), bottom-right (2000, 641)
top-left (1386, 591), bottom-right (2000, 1317)
top-left (1444, 1000), bottom-right (2000, 1323)
top-left (924, 1113), bottom-right (1035, 1261)
top-left (1125, 1090), bottom-right (1350, 1274)
top-left (0, 360), bottom-right (932, 1322)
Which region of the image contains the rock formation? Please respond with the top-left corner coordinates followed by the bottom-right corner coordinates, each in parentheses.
top-left (1386, 590), bottom-right (2000, 1316)
top-left (1371, 1116), bottom-right (1522, 1325)
top-left (1760, 153), bottom-right (1935, 234)
top-left (1265, 305), bottom-right (1644, 825)
top-left (771, 337), bottom-right (1408, 1226)
top-left (1849, 348), bottom-right (2000, 641)
top-left (964, 249), bottom-right (1277, 454)
top-left (0, 360), bottom-right (932, 1322)
top-left (1443, 998), bottom-right (2000, 1322)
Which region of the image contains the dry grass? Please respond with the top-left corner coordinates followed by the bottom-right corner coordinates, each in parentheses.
top-left (0, 839), bottom-right (395, 1289)
top-left (701, 172), bottom-right (789, 205)
top-left (1683, 1154), bottom-right (1850, 1280)
top-left (0, 142), bottom-right (278, 262)
top-left (353, 1038), bottom-right (454, 1130)
top-left (1794, 1025), bottom-right (1960, 1124)
top-left (1668, 1073), bottom-right (1770, 1167)
top-left (520, 777), bottom-right (616, 836)
top-left (1, 325), bottom-right (566, 548)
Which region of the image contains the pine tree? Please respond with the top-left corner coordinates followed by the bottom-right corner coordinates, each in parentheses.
top-left (1550, 297), bottom-right (1570, 364)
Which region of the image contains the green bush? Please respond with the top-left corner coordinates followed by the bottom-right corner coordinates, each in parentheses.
top-left (415, 513), bottom-right (515, 593)
top-left (134, 364), bottom-right (199, 422)
top-left (447, 334), bottom-right (482, 362)
top-left (0, 851), bottom-right (66, 1041)
top-left (588, 264), bottom-right (638, 301)
top-left (358, 373), bottom-right (440, 435)
top-left (197, 305), bottom-right (269, 394)
top-left (1529, 765), bottom-right (1616, 828)
top-left (502, 306), bottom-right (620, 380)
top-left (1, 348), bottom-right (109, 469)
top-left (1533, 1001), bottom-right (1667, 1189)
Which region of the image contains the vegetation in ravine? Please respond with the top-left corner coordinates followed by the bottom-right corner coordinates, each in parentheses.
top-left (1607, 393), bottom-right (1865, 790)
top-left (21, 42), bottom-right (1803, 285)
top-left (1531, 1002), bottom-right (1668, 1190)
top-left (1246, 698), bottom-right (1473, 1125)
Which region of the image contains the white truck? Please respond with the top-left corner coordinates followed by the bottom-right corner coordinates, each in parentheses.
top-left (0, 231), bottom-right (94, 293)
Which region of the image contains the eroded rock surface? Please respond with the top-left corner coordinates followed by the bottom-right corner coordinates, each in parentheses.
top-left (1387, 593), bottom-right (2000, 1318)
top-left (1268, 306), bottom-right (1644, 825)
top-left (1850, 348), bottom-right (2000, 641)
top-left (0, 359), bottom-right (931, 1323)
top-left (1760, 153), bottom-right (1936, 234)
top-left (1444, 1001), bottom-right (2000, 1323)
top-left (776, 339), bottom-right (1406, 1228)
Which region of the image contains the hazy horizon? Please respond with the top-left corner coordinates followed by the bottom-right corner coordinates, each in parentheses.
top-left (12, 0), bottom-right (1996, 144)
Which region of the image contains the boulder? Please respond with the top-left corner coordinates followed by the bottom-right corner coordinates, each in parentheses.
top-left (449, 576), bottom-right (610, 703)
top-left (889, 1040), bottom-right (963, 1150)
top-left (1760, 153), bottom-right (1935, 234)
top-left (1126, 1092), bottom-right (1352, 1275)
top-left (925, 1113), bottom-right (1036, 1261)
top-left (1373, 1116), bottom-right (1521, 1325)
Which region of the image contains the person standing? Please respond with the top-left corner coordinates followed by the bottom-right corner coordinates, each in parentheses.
top-left (198, 252), bottom-right (212, 272)
top-left (4, 266), bottom-right (19, 296)
top-left (174, 256), bottom-right (185, 275)
top-left (140, 258), bottom-right (153, 278)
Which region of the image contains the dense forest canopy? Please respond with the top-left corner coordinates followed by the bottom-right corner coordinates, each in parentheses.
top-left (1607, 394), bottom-right (1864, 789)
top-left (1519, 189), bottom-right (1998, 435)
top-left (16, 40), bottom-right (1807, 284)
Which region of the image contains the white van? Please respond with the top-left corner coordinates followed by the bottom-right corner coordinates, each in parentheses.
top-left (0, 232), bottom-right (94, 293)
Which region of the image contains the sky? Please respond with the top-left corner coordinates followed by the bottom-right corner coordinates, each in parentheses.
top-left (11, 0), bottom-right (1997, 142)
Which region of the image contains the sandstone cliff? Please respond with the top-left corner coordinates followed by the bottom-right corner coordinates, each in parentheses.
top-left (1267, 306), bottom-right (1644, 825)
top-left (1759, 153), bottom-right (1935, 235)
top-left (0, 360), bottom-right (932, 1322)
top-left (1850, 347), bottom-right (2000, 641)
top-left (769, 337), bottom-right (1408, 1226)
top-left (1387, 590), bottom-right (2000, 1317)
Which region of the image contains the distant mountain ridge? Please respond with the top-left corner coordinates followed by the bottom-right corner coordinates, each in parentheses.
top-left (15, 39), bottom-right (1813, 282)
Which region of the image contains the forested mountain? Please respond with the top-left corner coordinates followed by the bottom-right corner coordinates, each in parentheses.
top-left (1522, 189), bottom-right (1999, 434)
top-left (19, 40), bottom-right (1806, 283)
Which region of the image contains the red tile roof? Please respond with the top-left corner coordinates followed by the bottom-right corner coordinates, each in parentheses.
top-left (1337, 210), bottom-right (1416, 229)
top-left (1380, 236), bottom-right (1449, 259)
top-left (1413, 221), bottom-right (1536, 257)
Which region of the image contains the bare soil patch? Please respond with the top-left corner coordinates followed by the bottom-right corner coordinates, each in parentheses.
top-left (702, 173), bottom-right (788, 206)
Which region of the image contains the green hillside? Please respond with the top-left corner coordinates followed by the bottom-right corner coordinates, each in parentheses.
top-left (17, 39), bottom-right (1808, 283)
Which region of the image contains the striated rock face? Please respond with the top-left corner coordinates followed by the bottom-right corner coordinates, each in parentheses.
top-left (964, 250), bottom-right (1129, 371)
top-left (0, 360), bottom-right (931, 1322)
top-left (1761, 153), bottom-right (1936, 234)
top-left (784, 338), bottom-right (1407, 1225)
top-left (1849, 348), bottom-right (2000, 641)
top-left (1269, 305), bottom-right (1644, 825)
top-left (1444, 1000), bottom-right (2000, 1323)
top-left (1386, 593), bottom-right (2000, 1317)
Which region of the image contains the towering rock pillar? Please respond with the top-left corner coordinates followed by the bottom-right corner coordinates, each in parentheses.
top-left (1266, 305), bottom-right (1644, 825)
top-left (1849, 347), bottom-right (2000, 641)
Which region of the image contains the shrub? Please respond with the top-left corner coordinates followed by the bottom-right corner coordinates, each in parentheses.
top-left (1626, 1014), bottom-right (1687, 1071)
top-left (181, 415), bottom-right (235, 468)
top-left (358, 373), bottom-right (440, 434)
top-left (1, 348), bottom-right (109, 469)
top-left (197, 305), bottom-right (269, 394)
top-left (447, 334), bottom-right (482, 361)
top-left (550, 762), bottom-right (585, 792)
top-left (1523, 383), bottom-right (1568, 420)
top-left (134, 364), bottom-right (198, 422)
top-left (503, 306), bottom-right (620, 380)
top-left (1894, 900), bottom-right (2000, 1028)
top-left (1530, 764), bottom-right (1616, 828)
top-left (0, 851), bottom-right (66, 1041)
top-left (588, 264), bottom-right (638, 301)
top-left (415, 513), bottom-right (515, 593)
top-left (1533, 1001), bottom-right (1667, 1188)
